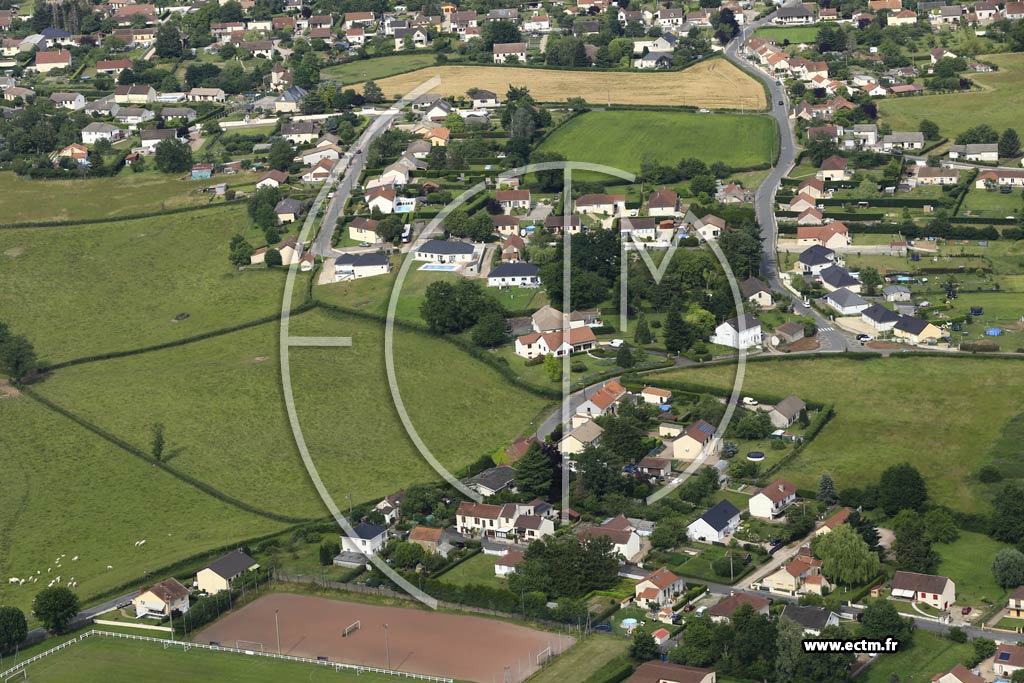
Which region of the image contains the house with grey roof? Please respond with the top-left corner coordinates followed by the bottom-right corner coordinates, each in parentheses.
top-left (768, 395), bottom-right (807, 429)
top-left (825, 287), bottom-right (870, 315)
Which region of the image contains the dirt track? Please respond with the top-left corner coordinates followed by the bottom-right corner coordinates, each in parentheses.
top-left (359, 59), bottom-right (767, 109)
top-left (197, 593), bottom-right (575, 682)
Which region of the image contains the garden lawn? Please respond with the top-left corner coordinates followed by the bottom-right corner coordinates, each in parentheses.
top-left (648, 356), bottom-right (1024, 513)
top-left (948, 291), bottom-right (1024, 350)
top-left (753, 26), bottom-right (821, 43)
top-left (537, 110), bottom-right (777, 177)
top-left (322, 53), bottom-right (439, 85)
top-left (0, 204), bottom-right (291, 364)
top-left (525, 635), bottom-right (630, 683)
top-left (878, 52), bottom-right (1024, 139)
top-left (0, 170), bottom-right (257, 224)
top-left (933, 531), bottom-right (1013, 607)
top-left (18, 635), bottom-right (412, 683)
top-left (677, 545), bottom-right (757, 584)
top-left (0, 395), bottom-right (283, 618)
top-left (34, 310), bottom-right (551, 521)
top-left (960, 186), bottom-right (1023, 219)
top-left (860, 631), bottom-right (974, 683)
top-left (436, 552), bottom-right (504, 589)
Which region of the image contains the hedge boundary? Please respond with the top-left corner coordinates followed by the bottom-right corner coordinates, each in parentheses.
top-left (0, 198), bottom-right (248, 230)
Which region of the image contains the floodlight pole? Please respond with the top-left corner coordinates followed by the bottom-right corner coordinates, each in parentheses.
top-left (275, 609), bottom-right (281, 655)
top-left (384, 623), bottom-right (391, 670)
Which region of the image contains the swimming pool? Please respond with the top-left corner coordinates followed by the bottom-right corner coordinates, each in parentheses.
top-left (419, 264), bottom-right (459, 271)
top-left (395, 204), bottom-right (414, 213)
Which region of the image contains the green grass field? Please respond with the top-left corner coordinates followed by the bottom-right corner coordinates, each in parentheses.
top-left (649, 356), bottom-right (1024, 513)
top-left (526, 635), bottom-right (630, 683)
top-left (934, 531), bottom-right (1012, 607)
top-left (322, 53), bottom-right (439, 86)
top-left (17, 635), bottom-right (408, 682)
top-left (861, 631), bottom-right (974, 683)
top-left (32, 310), bottom-right (549, 520)
top-left (0, 171), bottom-right (257, 224)
top-left (960, 186), bottom-right (1023, 219)
top-left (536, 110), bottom-right (777, 177)
top-left (436, 552), bottom-right (504, 589)
top-left (753, 26), bottom-right (822, 44)
top-left (0, 395), bottom-right (284, 616)
top-left (878, 52), bottom-right (1024, 140)
top-left (0, 204), bottom-right (289, 364)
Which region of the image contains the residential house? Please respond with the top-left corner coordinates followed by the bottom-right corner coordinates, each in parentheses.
top-left (739, 277), bottom-right (773, 309)
top-left (687, 500), bottom-right (741, 542)
top-left (496, 189), bottom-right (531, 211)
top-left (887, 8), bottom-right (918, 25)
top-left (710, 314), bottom-right (762, 349)
top-left (161, 107), bottom-right (197, 123)
top-left (1009, 586), bottom-right (1024, 618)
top-left (408, 526), bottom-right (447, 556)
top-left (348, 217), bottom-right (381, 244)
top-left (768, 395), bottom-right (806, 430)
top-left (487, 262), bottom-right (540, 288)
top-left (708, 592), bottom-right (770, 623)
top-left (825, 287), bottom-right (870, 315)
top-left (374, 491), bottom-right (405, 525)
top-left (413, 239), bottom-right (476, 263)
top-left (757, 550), bottom-right (829, 595)
top-left (624, 662), bottom-right (716, 683)
top-left (187, 87), bottom-right (226, 103)
top-left (500, 235), bottom-right (524, 262)
top-left (133, 578), bottom-right (190, 618)
top-left (577, 519), bottom-right (642, 561)
top-left (797, 245), bottom-right (838, 275)
top-left (576, 193), bottom-right (626, 215)
top-left (891, 571), bottom-right (956, 610)
top-left (915, 166), bottom-right (961, 186)
top-left (301, 158), bottom-right (336, 183)
top-left (881, 131), bottom-right (925, 151)
top-left (466, 465), bottom-right (517, 497)
top-left (493, 42), bottom-right (527, 63)
top-left (1007, 1), bottom-right (1024, 20)
top-left (797, 221), bottom-right (850, 249)
top-left (34, 49), bottom-right (71, 72)
top-left (275, 86), bottom-right (308, 113)
top-left (334, 253), bottom-right (391, 280)
top-left (495, 550), bottom-right (525, 576)
top-left (558, 420), bottom-right (604, 454)
top-left (139, 128), bottom-right (182, 151)
top-left (250, 236), bottom-right (303, 266)
top-left (281, 121), bottom-right (319, 144)
top-left (815, 507), bottom-right (852, 537)
top-left (575, 379), bottom-right (629, 420)
top-left (817, 155), bottom-right (850, 182)
top-left (893, 316), bottom-right (942, 344)
top-left (635, 567), bottom-right (685, 610)
top-left (883, 284), bottom-right (912, 302)
top-left (948, 143), bottom-right (999, 162)
top-left (514, 515), bottom-right (556, 543)
top-left (694, 214), bottom-right (727, 242)
top-left (423, 127), bottom-right (450, 146)
top-left (788, 193), bottom-right (818, 214)
top-left (274, 197), bottom-right (304, 223)
top-left (648, 189), bottom-right (679, 216)
top-left (341, 522), bottom-right (388, 555)
top-left (114, 85), bottom-right (156, 104)
top-left (515, 327), bottom-right (599, 359)
top-left (637, 456), bottom-right (672, 478)
top-left (49, 92), bottom-right (84, 110)
top-left (256, 169), bottom-right (288, 189)
top-left (296, 144), bottom-right (342, 166)
top-left (797, 177), bottom-right (826, 199)
top-left (394, 27), bottom-right (430, 49)
top-left (344, 11), bottom-right (375, 29)
top-left (81, 122), bottom-right (122, 145)
top-left (673, 420), bottom-right (718, 461)
top-left (621, 217), bottom-right (658, 241)
top-left (819, 265), bottom-right (861, 293)
top-left (115, 107), bottom-right (155, 125)
top-left (976, 169), bottom-right (1024, 189)
top-left (931, 665), bottom-right (985, 683)
top-left (749, 479), bottom-right (798, 519)
top-left (861, 303), bottom-right (901, 332)
top-left (775, 321), bottom-right (805, 344)
top-left (471, 89), bottom-right (500, 107)
top-left (640, 387), bottom-right (672, 405)
top-left (781, 605), bottom-right (840, 635)
top-left (995, 644), bottom-right (1024, 677)
top-left (196, 550), bottom-right (259, 595)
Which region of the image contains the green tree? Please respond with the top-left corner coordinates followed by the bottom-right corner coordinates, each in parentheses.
top-left (878, 463), bottom-right (928, 516)
top-left (363, 80), bottom-right (385, 103)
top-left (390, 541), bottom-right (425, 569)
top-left (663, 306), bottom-right (692, 355)
top-left (992, 482), bottom-right (1024, 543)
top-left (616, 345), bottom-right (635, 369)
top-left (267, 139), bottom-right (294, 171)
top-left (151, 422), bottom-right (165, 461)
top-left (891, 510), bottom-right (938, 573)
top-left (650, 515), bottom-right (687, 549)
top-left (668, 616), bottom-right (722, 668)
top-left (923, 508), bottom-right (959, 544)
top-left (810, 524), bottom-right (880, 587)
top-left (1000, 128), bottom-right (1021, 158)
top-left (859, 267), bottom-right (883, 296)
top-left (775, 616), bottom-right (804, 683)
top-left (543, 353), bottom-right (561, 382)
top-left (992, 548), bottom-right (1024, 589)
top-left (859, 598), bottom-right (914, 645)
top-left (919, 119), bottom-right (940, 140)
top-left (0, 605), bottom-right (27, 654)
top-left (817, 473), bottom-right (838, 505)
top-left (516, 442), bottom-right (554, 500)
top-left (264, 248), bottom-right (283, 267)
top-left (154, 138), bottom-right (193, 173)
top-left (154, 23), bottom-right (183, 58)
top-left (32, 587), bottom-right (80, 634)
top-left (630, 631), bottom-right (659, 661)
top-left (806, 134), bottom-right (841, 166)
top-left (633, 314), bottom-right (653, 345)
top-left (471, 308), bottom-right (507, 348)
top-left (228, 234), bottom-right (254, 266)
top-left (318, 543), bottom-right (333, 565)
top-left (733, 411), bottom-right (772, 439)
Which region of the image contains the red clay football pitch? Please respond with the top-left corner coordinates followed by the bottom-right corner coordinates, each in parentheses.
top-left (197, 593), bottom-right (576, 682)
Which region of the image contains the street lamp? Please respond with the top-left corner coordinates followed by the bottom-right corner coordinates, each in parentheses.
top-left (383, 623), bottom-right (391, 670)
top-left (275, 609), bottom-right (281, 655)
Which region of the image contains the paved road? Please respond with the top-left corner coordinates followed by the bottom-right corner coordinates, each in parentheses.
top-left (19, 591), bottom-right (136, 650)
top-left (722, 8), bottom-right (852, 353)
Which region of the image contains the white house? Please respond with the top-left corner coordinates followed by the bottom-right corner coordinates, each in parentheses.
top-left (861, 303), bottom-right (901, 332)
top-left (487, 262), bottom-right (540, 288)
top-left (334, 253), bottom-right (391, 281)
top-left (342, 522), bottom-right (388, 555)
top-left (825, 287), bottom-right (869, 315)
top-left (514, 327), bottom-right (597, 359)
top-left (749, 478), bottom-right (798, 519)
top-left (687, 500), bottom-right (741, 542)
top-left (780, 605), bottom-right (841, 636)
top-left (891, 571), bottom-right (956, 611)
top-left (133, 578), bottom-right (190, 618)
top-left (195, 550), bottom-right (259, 595)
top-left (635, 567), bottom-right (686, 610)
top-left (493, 42), bottom-right (527, 63)
top-left (413, 239), bottom-right (476, 263)
top-left (81, 122), bottom-right (122, 145)
top-left (575, 193), bottom-right (626, 215)
top-left (710, 314), bottom-right (762, 349)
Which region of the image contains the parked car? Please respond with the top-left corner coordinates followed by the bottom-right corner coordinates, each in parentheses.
top-left (856, 334), bottom-right (873, 342)
top-left (742, 396), bottom-right (758, 406)
top-left (594, 624), bottom-right (612, 632)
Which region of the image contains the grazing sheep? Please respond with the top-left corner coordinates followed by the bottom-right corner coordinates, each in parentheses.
top-left (106, 565), bottom-right (113, 570)
top-left (19, 579), bottom-right (25, 585)
top-left (8, 577), bottom-right (19, 584)
top-left (72, 556), bottom-right (79, 561)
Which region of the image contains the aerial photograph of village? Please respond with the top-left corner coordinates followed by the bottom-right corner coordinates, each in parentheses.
top-left (1, 0), bottom-right (1024, 680)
